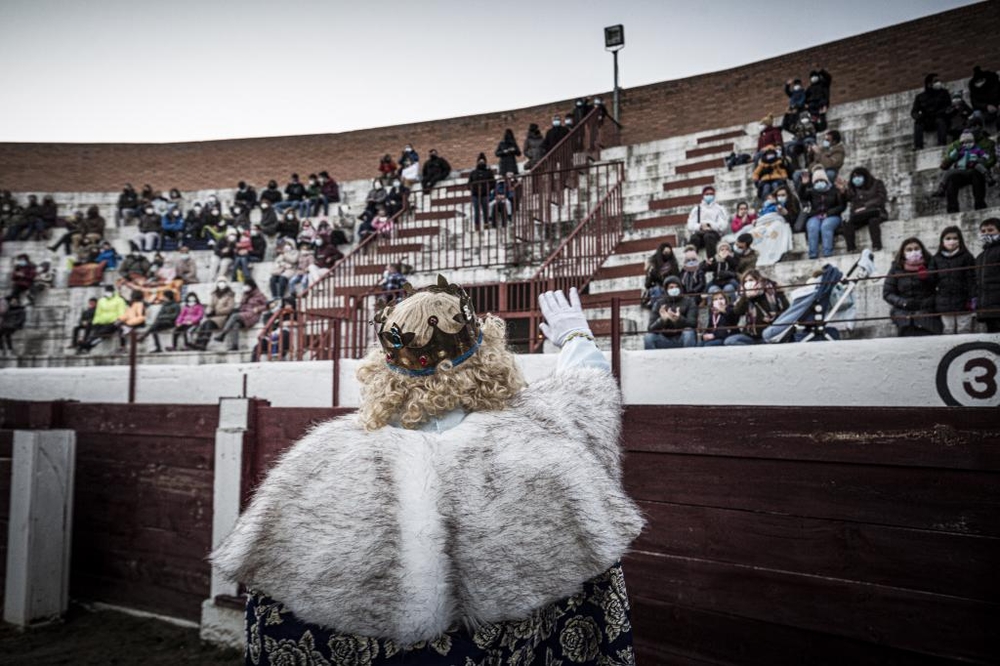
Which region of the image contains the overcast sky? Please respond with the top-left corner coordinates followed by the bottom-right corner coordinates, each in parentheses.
top-left (0, 0), bottom-right (978, 144)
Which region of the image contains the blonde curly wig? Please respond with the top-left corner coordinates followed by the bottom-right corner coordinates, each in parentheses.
top-left (357, 310), bottom-right (526, 431)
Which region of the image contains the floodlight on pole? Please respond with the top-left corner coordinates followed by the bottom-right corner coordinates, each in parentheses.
top-left (604, 24), bottom-right (624, 122)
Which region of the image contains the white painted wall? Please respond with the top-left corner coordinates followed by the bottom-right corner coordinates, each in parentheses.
top-left (1, 334), bottom-right (997, 408)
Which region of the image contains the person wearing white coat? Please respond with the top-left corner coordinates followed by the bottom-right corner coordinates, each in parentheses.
top-left (686, 185), bottom-right (729, 257)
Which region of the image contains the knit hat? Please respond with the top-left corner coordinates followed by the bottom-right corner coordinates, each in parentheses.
top-left (760, 113), bottom-right (774, 126)
top-left (811, 167), bottom-right (831, 184)
top-left (960, 129), bottom-right (975, 143)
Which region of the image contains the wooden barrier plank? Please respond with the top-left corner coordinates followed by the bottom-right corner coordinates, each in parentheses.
top-left (630, 596), bottom-right (951, 666)
top-left (634, 501), bottom-right (1000, 602)
top-left (624, 406), bottom-right (1000, 471)
top-left (61, 403), bottom-right (218, 438)
top-left (625, 552), bottom-right (997, 662)
top-left (71, 572), bottom-right (205, 622)
top-left (625, 452), bottom-right (1000, 536)
top-left (75, 434), bottom-right (213, 471)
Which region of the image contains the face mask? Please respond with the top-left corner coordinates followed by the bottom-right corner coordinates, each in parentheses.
top-left (216, 282), bottom-right (228, 290)
top-left (822, 140), bottom-right (831, 149)
top-left (251, 231), bottom-right (260, 237)
top-left (851, 176), bottom-right (864, 187)
top-left (943, 238), bottom-right (959, 251)
top-left (777, 196), bottom-right (788, 204)
top-left (962, 141), bottom-right (975, 149)
top-left (813, 181), bottom-right (830, 192)
top-left (703, 194), bottom-right (715, 204)
top-left (684, 259), bottom-right (699, 268)
top-left (553, 120), bottom-right (561, 127)
top-left (744, 281), bottom-right (758, 292)
top-left (793, 85), bottom-right (802, 91)
top-left (905, 250), bottom-right (923, 263)
top-left (233, 207), bottom-right (241, 214)
top-left (801, 117), bottom-right (812, 125)
top-left (187, 299), bottom-right (196, 305)
top-left (810, 76), bottom-right (820, 83)
top-left (261, 202), bottom-right (269, 209)
top-left (932, 81), bottom-right (943, 90)
top-left (309, 180), bottom-right (316, 186)
top-left (286, 214), bottom-right (294, 220)
top-left (565, 119), bottom-right (573, 126)
top-left (666, 287), bottom-right (681, 297)
top-left (981, 233), bottom-right (1000, 244)
top-left (145, 208), bottom-right (154, 214)
top-left (734, 246), bottom-right (745, 255)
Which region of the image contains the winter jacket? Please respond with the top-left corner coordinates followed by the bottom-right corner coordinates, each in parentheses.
top-left (524, 131), bottom-right (545, 168)
top-left (77, 306), bottom-right (96, 326)
top-left (11, 262), bottom-right (36, 290)
top-left (703, 254), bottom-right (740, 287)
top-left (0, 304), bottom-right (26, 332)
top-left (118, 189), bottom-right (139, 211)
top-left (495, 139), bottom-right (521, 176)
top-left (648, 278), bottom-right (698, 335)
top-left (969, 67), bottom-right (1000, 111)
top-left (82, 208), bottom-right (105, 237)
top-left (703, 305), bottom-right (738, 342)
top-left (295, 250), bottom-right (315, 275)
top-left (238, 289), bottom-right (269, 328)
top-left (260, 187), bottom-right (283, 204)
top-left (752, 154), bottom-right (789, 184)
top-left (271, 248), bottom-right (299, 278)
top-left (175, 303), bottom-right (205, 327)
top-left (686, 202), bottom-right (729, 235)
top-left (846, 175), bottom-right (888, 217)
top-left (775, 191), bottom-right (801, 227)
top-left (946, 100), bottom-right (973, 133)
top-left (235, 187), bottom-right (257, 210)
top-left (799, 184), bottom-right (845, 218)
top-left (679, 263), bottom-right (706, 296)
top-left (542, 125), bottom-right (570, 154)
top-left (161, 211), bottom-right (185, 232)
top-left (175, 255), bottom-right (199, 283)
top-left (930, 250), bottom-right (975, 313)
top-left (422, 156), bottom-right (452, 186)
top-left (736, 248), bottom-right (759, 274)
top-left (95, 248), bottom-right (120, 269)
top-left (733, 285), bottom-right (788, 339)
top-left (120, 255), bottom-right (151, 277)
top-left (883, 264), bottom-right (942, 334)
top-left (911, 77), bottom-right (951, 124)
top-left (321, 178), bottom-right (340, 202)
top-left (151, 301), bottom-right (181, 329)
top-left (119, 301), bottom-right (146, 327)
top-left (805, 69), bottom-right (832, 113)
top-left (92, 294), bottom-right (127, 325)
top-left (941, 135), bottom-right (997, 170)
top-left (138, 212), bottom-right (161, 233)
top-left (757, 126), bottom-right (784, 152)
top-left (467, 165), bottom-right (496, 197)
top-left (809, 142), bottom-right (845, 172)
top-left (314, 243), bottom-right (343, 269)
top-left (975, 239), bottom-right (1000, 322)
top-left (206, 290), bottom-right (236, 328)
top-left (260, 207), bottom-right (279, 235)
top-left (250, 234), bottom-right (266, 261)
top-left (284, 182), bottom-right (307, 202)
top-left (731, 213), bottom-right (757, 234)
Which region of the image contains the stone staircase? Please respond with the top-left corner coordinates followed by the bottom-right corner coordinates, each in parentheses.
top-left (581, 79), bottom-right (997, 348)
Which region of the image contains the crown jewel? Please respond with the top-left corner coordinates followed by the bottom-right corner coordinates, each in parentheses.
top-left (373, 275), bottom-right (482, 376)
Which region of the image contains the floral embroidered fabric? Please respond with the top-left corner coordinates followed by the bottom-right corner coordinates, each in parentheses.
top-left (245, 563), bottom-right (635, 666)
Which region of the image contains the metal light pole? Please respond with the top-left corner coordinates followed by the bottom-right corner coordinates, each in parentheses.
top-left (604, 25), bottom-right (625, 122)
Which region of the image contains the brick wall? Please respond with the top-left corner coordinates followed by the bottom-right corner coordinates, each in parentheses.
top-left (1, 1), bottom-right (998, 192)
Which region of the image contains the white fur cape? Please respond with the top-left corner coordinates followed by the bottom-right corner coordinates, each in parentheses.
top-left (211, 366), bottom-right (644, 645)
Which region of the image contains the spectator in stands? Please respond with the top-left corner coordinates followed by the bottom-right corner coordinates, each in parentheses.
top-left (378, 154), bottom-right (399, 183)
top-left (260, 180), bottom-right (283, 205)
top-left (421, 149), bottom-right (452, 191)
top-left (95, 241), bottom-right (120, 270)
top-left (140, 290), bottom-right (179, 353)
top-left (26, 195), bottom-right (56, 241)
top-left (203, 209), bottom-right (228, 246)
top-left (523, 123), bottom-right (545, 170)
top-left (0, 198), bottom-right (22, 244)
top-left (572, 97), bottom-right (594, 126)
top-left (755, 114), bottom-right (784, 162)
top-left (288, 241), bottom-right (314, 295)
top-left (182, 202), bottom-right (207, 248)
top-left (316, 171), bottom-right (340, 216)
top-left (71, 237), bottom-right (99, 271)
top-left (703, 242), bottom-right (740, 298)
top-left (69, 297), bottom-right (98, 350)
top-left (542, 115), bottom-right (569, 155)
top-left (468, 153), bottom-right (496, 228)
top-left (730, 201), bottom-right (757, 234)
top-left (119, 252), bottom-right (151, 280)
top-left (132, 204), bottom-right (162, 251)
top-left (304, 174), bottom-right (322, 218)
top-left (0, 296), bottom-right (25, 355)
top-left (79, 285), bottom-right (127, 353)
top-left (679, 245), bottom-right (706, 297)
top-left (214, 278), bottom-right (268, 351)
top-left (313, 235), bottom-right (342, 271)
top-left (912, 74), bottom-right (952, 149)
top-left (9, 254), bottom-right (35, 302)
top-left (116, 183), bottom-right (140, 225)
top-left (116, 292), bottom-right (147, 349)
top-left (230, 203), bottom-right (251, 229)
top-left (30, 261), bottom-right (54, 303)
top-left (232, 229), bottom-right (254, 282)
top-left (49, 210), bottom-right (85, 255)
top-left (297, 218), bottom-right (317, 245)
top-left (191, 278), bottom-right (236, 350)
top-left (724, 270), bottom-right (789, 345)
top-left (784, 78), bottom-right (806, 113)
top-left (371, 206), bottom-right (393, 237)
top-left (784, 112), bottom-right (817, 170)
top-left (643, 276), bottom-right (697, 350)
top-left (175, 246), bottom-right (198, 283)
top-left (399, 148), bottom-right (421, 191)
top-left (259, 198), bottom-right (279, 237)
top-left (276, 174), bottom-right (308, 216)
top-left (969, 65), bottom-right (1000, 128)
top-left (642, 242), bottom-right (679, 308)
top-left (361, 179), bottom-right (387, 224)
top-left (167, 188), bottom-right (185, 212)
top-left (269, 239), bottom-right (299, 299)
top-left (804, 130), bottom-right (845, 181)
top-left (489, 177), bottom-right (514, 227)
top-left (171, 293), bottom-right (204, 350)
top-left (842, 167), bottom-right (888, 252)
top-left (734, 233), bottom-right (759, 273)
top-left (975, 218), bottom-right (1000, 333)
top-left (161, 206), bottom-right (185, 244)
top-left (805, 68), bottom-right (832, 115)
top-left (800, 168), bottom-right (845, 259)
top-left (700, 291), bottom-right (738, 347)
top-left (380, 263), bottom-right (406, 293)
top-left (250, 225), bottom-right (267, 262)
top-left (930, 225), bottom-right (976, 334)
top-left (937, 128), bottom-right (994, 213)
top-left (883, 237), bottom-right (941, 336)
top-left (234, 181), bottom-right (257, 211)
top-left (383, 181), bottom-right (405, 218)
top-left (752, 145), bottom-right (789, 199)
top-left (496, 129), bottom-right (521, 176)
top-left (212, 229), bottom-right (238, 280)
top-left (945, 91), bottom-right (974, 141)
top-left (3, 195), bottom-right (36, 240)
top-left (277, 208), bottom-right (300, 240)
top-left (686, 186), bottom-right (728, 257)
top-left (774, 184), bottom-right (802, 231)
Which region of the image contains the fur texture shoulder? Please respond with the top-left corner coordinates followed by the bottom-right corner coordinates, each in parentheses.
top-left (211, 367), bottom-right (643, 645)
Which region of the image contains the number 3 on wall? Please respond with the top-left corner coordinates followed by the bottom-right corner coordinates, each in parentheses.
top-left (936, 342), bottom-right (1000, 407)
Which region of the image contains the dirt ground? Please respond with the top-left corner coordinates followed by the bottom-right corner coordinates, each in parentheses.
top-left (0, 604), bottom-right (242, 665)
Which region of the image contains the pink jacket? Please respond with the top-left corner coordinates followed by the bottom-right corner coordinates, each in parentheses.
top-left (731, 213), bottom-right (757, 233)
top-left (175, 303), bottom-right (205, 327)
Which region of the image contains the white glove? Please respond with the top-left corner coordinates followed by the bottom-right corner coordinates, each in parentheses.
top-left (539, 287), bottom-right (592, 347)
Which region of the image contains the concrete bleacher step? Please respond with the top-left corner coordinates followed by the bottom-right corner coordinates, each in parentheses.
top-left (686, 143), bottom-right (735, 159)
top-left (663, 175), bottom-right (715, 192)
top-left (696, 130), bottom-right (745, 145)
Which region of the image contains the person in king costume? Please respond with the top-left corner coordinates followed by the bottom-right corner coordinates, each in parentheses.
top-left (212, 277), bottom-right (645, 665)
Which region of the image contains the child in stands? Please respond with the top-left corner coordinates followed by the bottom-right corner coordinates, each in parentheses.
top-left (700, 291), bottom-right (738, 347)
top-left (730, 202), bottom-right (756, 234)
top-left (171, 293), bottom-right (204, 350)
top-left (679, 245), bottom-right (706, 298)
top-left (975, 218), bottom-right (1000, 333)
top-left (734, 233), bottom-right (759, 273)
top-left (702, 242), bottom-right (740, 298)
top-left (930, 226), bottom-right (976, 334)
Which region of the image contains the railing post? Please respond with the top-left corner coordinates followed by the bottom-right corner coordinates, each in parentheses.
top-left (332, 319), bottom-right (341, 408)
top-left (611, 297), bottom-right (622, 384)
top-left (128, 328), bottom-right (137, 403)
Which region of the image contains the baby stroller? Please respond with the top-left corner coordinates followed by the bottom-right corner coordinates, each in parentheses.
top-left (763, 249), bottom-right (876, 343)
